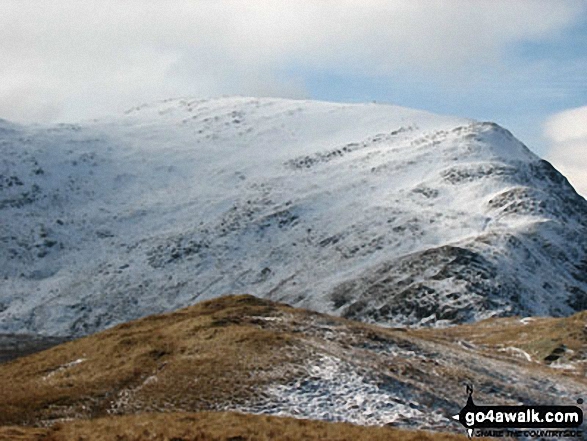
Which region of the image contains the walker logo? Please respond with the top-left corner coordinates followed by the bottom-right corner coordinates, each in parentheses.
top-left (452, 385), bottom-right (584, 438)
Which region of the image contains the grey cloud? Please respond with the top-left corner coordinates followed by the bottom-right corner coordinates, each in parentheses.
top-left (0, 0), bottom-right (584, 122)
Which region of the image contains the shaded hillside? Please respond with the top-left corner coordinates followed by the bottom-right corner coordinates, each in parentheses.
top-left (0, 334), bottom-right (68, 364)
top-left (1, 295), bottom-right (584, 433)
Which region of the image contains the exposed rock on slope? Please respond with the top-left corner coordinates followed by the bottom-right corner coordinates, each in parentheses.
top-left (0, 295), bottom-right (585, 433)
top-left (0, 98), bottom-right (586, 335)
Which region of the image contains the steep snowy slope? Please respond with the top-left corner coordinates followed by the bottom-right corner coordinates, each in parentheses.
top-left (0, 97), bottom-right (586, 335)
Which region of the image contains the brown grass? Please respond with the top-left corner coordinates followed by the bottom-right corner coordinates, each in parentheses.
top-left (0, 411), bottom-right (471, 441)
top-left (414, 311), bottom-right (587, 373)
top-left (0, 295), bottom-right (305, 426)
top-left (1, 294), bottom-right (581, 439)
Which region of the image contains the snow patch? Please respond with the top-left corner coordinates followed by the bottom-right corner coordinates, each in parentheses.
top-left (43, 358), bottom-right (86, 380)
top-left (237, 354), bottom-right (446, 427)
top-left (498, 346), bottom-right (532, 362)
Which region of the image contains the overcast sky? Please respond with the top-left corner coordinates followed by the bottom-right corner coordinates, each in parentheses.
top-left (1, 1), bottom-right (586, 195)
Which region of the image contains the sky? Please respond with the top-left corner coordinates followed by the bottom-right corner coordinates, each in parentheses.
top-left (1, 0), bottom-right (586, 196)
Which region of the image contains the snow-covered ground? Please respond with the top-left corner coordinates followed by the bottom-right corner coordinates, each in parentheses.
top-left (226, 309), bottom-right (587, 432)
top-left (1, 97), bottom-right (586, 335)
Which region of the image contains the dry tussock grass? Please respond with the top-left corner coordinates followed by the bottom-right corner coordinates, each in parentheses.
top-left (415, 311), bottom-right (587, 374)
top-left (2, 294), bottom-right (436, 427)
top-left (1, 293), bottom-right (580, 439)
top-left (0, 295), bottom-right (305, 426)
top-left (0, 411), bottom-right (471, 441)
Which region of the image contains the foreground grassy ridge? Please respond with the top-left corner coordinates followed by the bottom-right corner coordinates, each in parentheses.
top-left (0, 411), bottom-right (472, 441)
top-left (3, 294), bottom-right (441, 427)
top-left (415, 311), bottom-right (587, 373)
top-left (1, 294), bottom-right (584, 434)
top-left (0, 295), bottom-right (309, 425)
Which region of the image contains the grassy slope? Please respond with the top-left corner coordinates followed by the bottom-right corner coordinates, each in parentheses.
top-left (0, 295), bottom-right (304, 425)
top-left (0, 294), bottom-right (584, 439)
top-left (415, 312), bottom-right (587, 373)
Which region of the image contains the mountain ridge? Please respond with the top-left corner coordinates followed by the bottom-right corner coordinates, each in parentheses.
top-left (0, 97), bottom-right (585, 336)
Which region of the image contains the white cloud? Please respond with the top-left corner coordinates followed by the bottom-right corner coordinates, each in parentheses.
top-left (544, 106), bottom-right (587, 197)
top-left (544, 106), bottom-right (587, 143)
top-left (0, 0), bottom-right (584, 122)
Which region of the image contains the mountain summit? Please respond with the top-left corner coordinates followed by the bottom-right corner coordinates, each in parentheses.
top-left (1, 97), bottom-right (586, 335)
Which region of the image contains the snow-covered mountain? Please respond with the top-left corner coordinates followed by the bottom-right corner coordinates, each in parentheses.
top-left (1, 97), bottom-right (586, 336)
